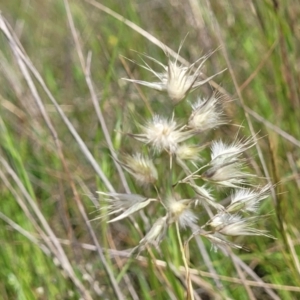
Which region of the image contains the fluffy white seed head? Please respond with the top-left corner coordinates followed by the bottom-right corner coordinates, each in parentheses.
top-left (133, 115), bottom-right (192, 153)
top-left (122, 50), bottom-right (226, 104)
top-left (98, 192), bottom-right (147, 211)
top-left (189, 183), bottom-right (225, 211)
top-left (120, 153), bottom-right (158, 186)
top-left (203, 137), bottom-right (257, 188)
top-left (203, 233), bottom-right (245, 252)
top-left (175, 144), bottom-right (204, 162)
top-left (166, 196), bottom-right (197, 228)
top-left (202, 161), bottom-right (252, 188)
top-left (165, 61), bottom-right (196, 103)
top-left (97, 192), bottom-right (157, 222)
top-left (209, 213), bottom-right (273, 237)
top-left (177, 209), bottom-right (198, 229)
top-left (188, 93), bottom-right (226, 131)
top-left (139, 215), bottom-right (169, 247)
top-left (162, 56), bottom-right (226, 104)
top-left (227, 184), bottom-right (271, 213)
top-left (211, 137), bottom-right (256, 165)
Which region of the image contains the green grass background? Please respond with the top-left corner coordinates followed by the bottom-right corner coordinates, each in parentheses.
top-left (0, 0), bottom-right (299, 299)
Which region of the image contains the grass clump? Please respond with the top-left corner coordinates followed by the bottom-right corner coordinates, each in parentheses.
top-left (0, 0), bottom-right (300, 299)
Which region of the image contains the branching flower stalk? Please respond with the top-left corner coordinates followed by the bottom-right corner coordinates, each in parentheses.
top-left (98, 46), bottom-right (274, 295)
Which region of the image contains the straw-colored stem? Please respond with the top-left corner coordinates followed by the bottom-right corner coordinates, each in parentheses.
top-left (175, 222), bottom-right (194, 300)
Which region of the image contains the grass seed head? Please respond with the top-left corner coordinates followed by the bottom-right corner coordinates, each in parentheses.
top-left (139, 215), bottom-right (169, 247)
top-left (133, 115), bottom-right (192, 153)
top-left (175, 143), bottom-right (204, 162)
top-left (202, 161), bottom-right (252, 188)
top-left (120, 153), bottom-right (158, 186)
top-left (226, 184), bottom-right (271, 213)
top-left (123, 50), bottom-right (225, 104)
top-left (210, 137), bottom-right (256, 165)
top-left (188, 93), bottom-right (226, 131)
top-left (208, 213), bottom-right (273, 237)
top-left (165, 196), bottom-right (197, 228)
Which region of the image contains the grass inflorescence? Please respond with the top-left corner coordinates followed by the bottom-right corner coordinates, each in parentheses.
top-left (0, 1), bottom-right (300, 299)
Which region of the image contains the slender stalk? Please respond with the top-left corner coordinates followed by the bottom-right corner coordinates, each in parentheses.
top-left (175, 222), bottom-right (194, 300)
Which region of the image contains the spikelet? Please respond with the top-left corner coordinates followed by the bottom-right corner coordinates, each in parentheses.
top-left (123, 48), bottom-right (225, 104)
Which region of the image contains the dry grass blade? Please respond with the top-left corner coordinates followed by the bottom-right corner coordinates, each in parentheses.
top-left (63, 2), bottom-right (141, 298)
top-left (85, 0), bottom-right (188, 65)
top-left (176, 222), bottom-right (194, 300)
top-left (230, 251), bottom-right (256, 300)
top-left (114, 251), bottom-right (296, 295)
top-left (0, 15), bottom-right (114, 193)
top-left (228, 250), bottom-right (280, 300)
top-left (0, 157), bottom-right (93, 300)
top-left (0, 166), bottom-right (57, 256)
top-left (37, 238), bottom-right (300, 294)
top-left (0, 14), bottom-right (125, 300)
top-left (0, 212), bottom-right (51, 256)
top-left (85, 52), bottom-right (131, 193)
top-left (193, 236), bottom-right (223, 289)
top-left (245, 106), bottom-right (300, 148)
top-left (283, 222), bottom-right (300, 276)
top-left (63, 0), bottom-right (130, 194)
top-left (107, 198), bottom-right (156, 223)
top-left (110, 247), bottom-right (297, 295)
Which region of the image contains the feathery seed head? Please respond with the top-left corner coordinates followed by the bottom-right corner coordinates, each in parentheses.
top-left (203, 138), bottom-right (257, 187)
top-left (165, 54), bottom-right (226, 104)
top-left (188, 93), bottom-right (226, 131)
top-left (210, 137), bottom-right (256, 165)
top-left (202, 161), bottom-right (252, 188)
top-left (120, 153), bottom-right (158, 186)
top-left (227, 184), bottom-right (271, 213)
top-left (203, 233), bottom-right (246, 252)
top-left (208, 213), bottom-right (272, 237)
top-left (97, 192), bottom-right (157, 223)
top-left (133, 115), bottom-right (192, 153)
top-left (165, 60), bottom-right (196, 103)
top-left (166, 196), bottom-right (197, 228)
top-left (175, 143), bottom-right (204, 162)
top-left (189, 183), bottom-right (225, 211)
top-left (176, 209), bottom-right (198, 229)
top-left (139, 215), bottom-right (169, 247)
top-left (98, 192), bottom-right (146, 211)
top-left (122, 50), bottom-right (225, 104)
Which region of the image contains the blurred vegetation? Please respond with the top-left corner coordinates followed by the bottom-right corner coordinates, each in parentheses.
top-left (0, 0), bottom-right (299, 299)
